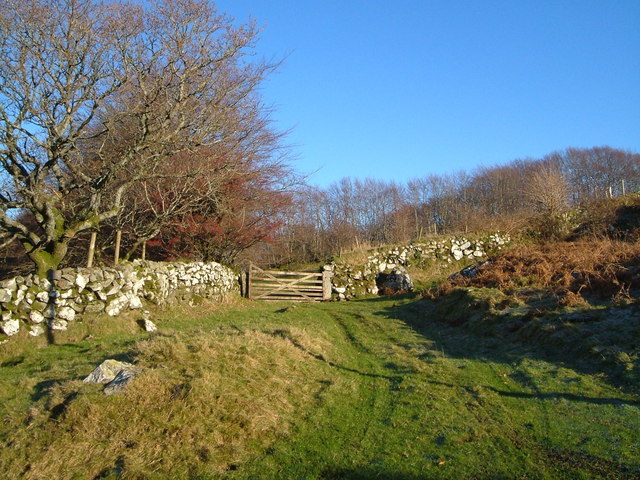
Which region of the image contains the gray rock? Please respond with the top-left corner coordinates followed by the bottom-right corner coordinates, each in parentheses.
top-left (31, 300), bottom-right (48, 312)
top-left (83, 359), bottom-right (138, 384)
top-left (103, 368), bottom-right (140, 395)
top-left (376, 269), bottom-right (413, 294)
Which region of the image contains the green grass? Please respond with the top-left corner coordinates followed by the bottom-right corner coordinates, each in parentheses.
top-left (1, 295), bottom-right (639, 479)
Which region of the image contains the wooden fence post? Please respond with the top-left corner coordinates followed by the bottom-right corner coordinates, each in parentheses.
top-left (87, 231), bottom-right (97, 268)
top-left (247, 264), bottom-right (252, 299)
top-left (322, 267), bottom-right (333, 301)
top-left (114, 229), bottom-right (122, 265)
top-left (141, 241), bottom-right (146, 261)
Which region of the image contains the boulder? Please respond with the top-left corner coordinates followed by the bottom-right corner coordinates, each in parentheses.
top-left (83, 359), bottom-right (138, 384)
top-left (376, 268), bottom-right (413, 294)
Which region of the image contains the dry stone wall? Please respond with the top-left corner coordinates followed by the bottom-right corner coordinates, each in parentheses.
top-left (0, 260), bottom-right (238, 340)
top-left (330, 232), bottom-right (511, 300)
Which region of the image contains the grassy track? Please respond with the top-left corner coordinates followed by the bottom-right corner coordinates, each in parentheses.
top-left (1, 295), bottom-right (638, 479)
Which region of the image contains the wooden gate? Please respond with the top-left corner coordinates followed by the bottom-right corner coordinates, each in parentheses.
top-left (245, 264), bottom-right (332, 302)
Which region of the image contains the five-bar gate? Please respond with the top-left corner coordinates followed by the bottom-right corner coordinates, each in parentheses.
top-left (245, 264), bottom-right (332, 302)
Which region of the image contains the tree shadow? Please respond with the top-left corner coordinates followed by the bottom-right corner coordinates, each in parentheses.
top-left (372, 294), bottom-right (640, 397)
top-left (318, 466), bottom-right (431, 480)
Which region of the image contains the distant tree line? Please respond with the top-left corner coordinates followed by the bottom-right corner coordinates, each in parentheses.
top-left (259, 146), bottom-right (640, 266)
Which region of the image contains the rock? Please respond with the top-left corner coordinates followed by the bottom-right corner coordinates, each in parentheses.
top-left (57, 306), bottom-right (76, 322)
top-left (31, 302), bottom-right (47, 312)
top-left (49, 319), bottom-right (68, 331)
top-left (449, 261), bottom-right (491, 280)
top-left (29, 310), bottom-right (46, 324)
top-left (83, 359), bottom-right (138, 384)
top-left (127, 294), bottom-right (143, 310)
top-left (84, 302), bottom-right (105, 314)
top-left (28, 325), bottom-right (45, 337)
top-left (139, 319), bottom-right (158, 332)
top-left (104, 368), bottom-right (140, 395)
top-left (76, 274), bottom-right (88, 291)
top-left (36, 291), bottom-right (49, 303)
top-left (376, 269), bottom-right (413, 294)
top-left (106, 295), bottom-right (129, 316)
top-left (452, 249), bottom-right (464, 261)
top-left (0, 288), bottom-right (13, 303)
top-left (1, 318), bottom-right (20, 336)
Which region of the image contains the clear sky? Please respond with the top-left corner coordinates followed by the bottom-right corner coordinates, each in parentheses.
top-left (215, 0), bottom-right (640, 187)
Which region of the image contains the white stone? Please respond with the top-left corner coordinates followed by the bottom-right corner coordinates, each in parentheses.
top-left (0, 288), bottom-right (13, 303)
top-left (1, 318), bottom-right (20, 336)
top-left (36, 291), bottom-right (49, 303)
top-left (29, 325), bottom-right (45, 337)
top-left (127, 294), bottom-right (143, 310)
top-left (141, 319), bottom-right (157, 332)
top-left (57, 306), bottom-right (76, 322)
top-left (452, 250), bottom-right (464, 261)
top-left (60, 289), bottom-right (74, 299)
top-left (76, 274), bottom-right (88, 291)
top-left (29, 310), bottom-right (46, 324)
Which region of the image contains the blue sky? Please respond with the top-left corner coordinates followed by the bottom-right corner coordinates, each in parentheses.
top-left (216, 0), bottom-right (640, 187)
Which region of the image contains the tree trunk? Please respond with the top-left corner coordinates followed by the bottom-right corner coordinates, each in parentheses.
top-left (26, 241), bottom-right (69, 278)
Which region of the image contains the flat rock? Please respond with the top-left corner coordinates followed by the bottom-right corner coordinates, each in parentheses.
top-left (83, 359), bottom-right (139, 385)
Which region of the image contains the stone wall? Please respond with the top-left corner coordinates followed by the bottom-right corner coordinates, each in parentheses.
top-left (330, 232), bottom-right (511, 300)
top-left (0, 260), bottom-right (239, 339)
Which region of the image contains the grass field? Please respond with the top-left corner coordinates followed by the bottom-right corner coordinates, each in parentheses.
top-left (1, 291), bottom-right (638, 479)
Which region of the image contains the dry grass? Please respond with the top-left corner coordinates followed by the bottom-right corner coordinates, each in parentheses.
top-left (434, 239), bottom-right (640, 302)
top-left (4, 328), bottom-right (321, 479)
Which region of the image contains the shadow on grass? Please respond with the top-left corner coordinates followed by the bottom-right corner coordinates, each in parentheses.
top-left (426, 379), bottom-right (640, 407)
top-left (370, 293), bottom-right (640, 396)
top-left (318, 466), bottom-right (429, 480)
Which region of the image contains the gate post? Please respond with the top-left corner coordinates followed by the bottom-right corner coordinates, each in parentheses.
top-left (247, 264), bottom-right (252, 299)
top-left (322, 266), bottom-right (333, 301)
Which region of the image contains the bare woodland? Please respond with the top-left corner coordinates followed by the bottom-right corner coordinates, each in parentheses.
top-left (0, 1), bottom-right (639, 278)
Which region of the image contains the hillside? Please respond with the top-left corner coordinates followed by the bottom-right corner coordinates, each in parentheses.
top-left (1, 196), bottom-right (639, 479)
top-left (1, 292), bottom-right (638, 478)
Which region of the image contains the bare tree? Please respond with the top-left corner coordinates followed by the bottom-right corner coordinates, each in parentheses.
top-left (0, 0), bottom-right (275, 276)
